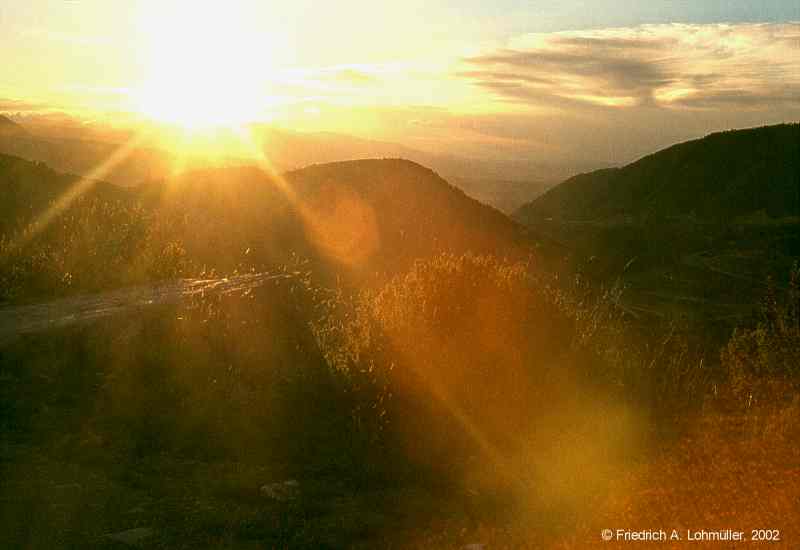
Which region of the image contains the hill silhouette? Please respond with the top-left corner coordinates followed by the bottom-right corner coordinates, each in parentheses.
top-left (1, 155), bottom-right (529, 301)
top-left (141, 159), bottom-right (529, 284)
top-left (514, 123), bottom-right (800, 328)
top-left (0, 131), bottom-right (177, 187)
top-left (0, 153), bottom-right (127, 234)
top-left (0, 115), bottom-right (565, 211)
top-left (0, 115), bottom-right (23, 131)
top-left (516, 124), bottom-right (799, 223)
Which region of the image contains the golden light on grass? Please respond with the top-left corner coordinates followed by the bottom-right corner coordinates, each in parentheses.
top-left (1, 133), bottom-right (145, 256)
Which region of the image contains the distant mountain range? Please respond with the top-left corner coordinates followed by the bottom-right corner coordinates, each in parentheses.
top-left (0, 114), bottom-right (562, 213)
top-left (0, 114), bottom-right (176, 187)
top-left (0, 115), bottom-right (24, 133)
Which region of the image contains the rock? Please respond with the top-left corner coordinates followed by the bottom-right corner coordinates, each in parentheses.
top-left (260, 479), bottom-right (300, 501)
top-left (104, 527), bottom-right (155, 546)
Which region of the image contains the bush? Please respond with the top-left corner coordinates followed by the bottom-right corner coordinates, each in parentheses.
top-left (0, 269), bottom-right (357, 477)
top-left (313, 254), bottom-right (664, 482)
top-left (0, 196), bottom-right (194, 303)
top-left (89, 270), bottom-right (352, 464)
top-left (721, 262), bottom-right (800, 407)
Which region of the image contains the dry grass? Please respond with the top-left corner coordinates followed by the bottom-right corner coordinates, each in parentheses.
top-left (401, 397), bottom-right (800, 549)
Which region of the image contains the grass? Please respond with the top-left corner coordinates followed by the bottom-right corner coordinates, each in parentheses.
top-left (1, 254), bottom-right (798, 548)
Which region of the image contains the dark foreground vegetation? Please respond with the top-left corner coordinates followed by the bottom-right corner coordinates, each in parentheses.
top-left (2, 254), bottom-right (798, 548)
top-left (1, 151), bottom-right (798, 548)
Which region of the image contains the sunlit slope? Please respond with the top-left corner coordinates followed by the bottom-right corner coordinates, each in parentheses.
top-left (0, 115), bottom-right (27, 136)
top-left (1, 155), bottom-right (530, 304)
top-left (0, 121), bottom-right (173, 188)
top-left (0, 153), bottom-right (127, 234)
top-left (516, 123), bottom-right (799, 223)
top-left (137, 159), bottom-right (531, 281)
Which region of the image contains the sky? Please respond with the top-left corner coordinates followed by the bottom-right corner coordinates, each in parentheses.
top-left (1, 1), bottom-right (798, 164)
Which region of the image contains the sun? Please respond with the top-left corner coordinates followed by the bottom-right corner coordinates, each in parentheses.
top-left (134, 2), bottom-right (272, 130)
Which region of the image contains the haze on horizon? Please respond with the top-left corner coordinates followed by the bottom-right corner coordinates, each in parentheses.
top-left (1, 0), bottom-right (798, 165)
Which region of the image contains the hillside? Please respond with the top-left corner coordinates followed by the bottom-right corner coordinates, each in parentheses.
top-left (0, 115), bottom-right (26, 136)
top-left (141, 159), bottom-right (529, 283)
top-left (514, 124), bottom-right (800, 329)
top-left (1, 155), bottom-right (529, 302)
top-left (0, 153), bottom-right (127, 234)
top-left (516, 124), bottom-right (799, 223)
top-left (0, 131), bottom-right (177, 187)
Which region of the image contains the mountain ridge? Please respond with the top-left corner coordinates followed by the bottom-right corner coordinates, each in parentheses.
top-left (0, 114), bottom-right (565, 210)
top-left (141, 158), bottom-right (530, 283)
top-left (1, 153), bottom-right (531, 300)
top-left (515, 123), bottom-right (800, 224)
top-left (513, 123), bottom-right (800, 327)
top-left (0, 115), bottom-right (27, 136)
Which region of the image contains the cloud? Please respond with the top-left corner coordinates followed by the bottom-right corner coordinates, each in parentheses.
top-left (267, 23), bottom-right (799, 169)
top-left (460, 23), bottom-right (800, 111)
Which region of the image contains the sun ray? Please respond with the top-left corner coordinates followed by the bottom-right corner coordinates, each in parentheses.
top-left (232, 125), bottom-right (300, 204)
top-left (2, 133), bottom-right (146, 256)
top-left (232, 123), bottom-right (515, 476)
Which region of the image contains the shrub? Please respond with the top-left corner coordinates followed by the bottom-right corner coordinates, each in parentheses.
top-left (721, 262), bottom-right (800, 407)
top-left (89, 270), bottom-right (351, 464)
top-left (0, 196), bottom-right (195, 303)
top-left (314, 254), bottom-right (668, 481)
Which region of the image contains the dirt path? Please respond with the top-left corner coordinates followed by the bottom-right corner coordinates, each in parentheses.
top-left (0, 272), bottom-right (292, 343)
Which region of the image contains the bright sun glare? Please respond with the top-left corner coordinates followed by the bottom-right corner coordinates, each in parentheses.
top-left (134, 2), bottom-right (271, 130)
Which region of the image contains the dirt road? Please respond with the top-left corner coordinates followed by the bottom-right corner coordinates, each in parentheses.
top-left (0, 272), bottom-right (293, 344)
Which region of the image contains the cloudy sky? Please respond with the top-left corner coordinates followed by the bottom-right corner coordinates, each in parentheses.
top-left (1, 1), bottom-right (798, 164)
